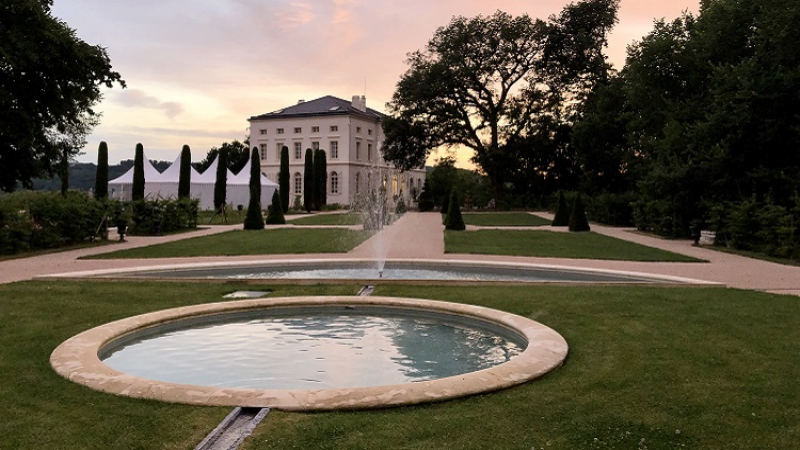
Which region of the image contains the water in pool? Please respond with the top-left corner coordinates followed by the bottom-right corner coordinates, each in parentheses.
top-left (102, 310), bottom-right (525, 390)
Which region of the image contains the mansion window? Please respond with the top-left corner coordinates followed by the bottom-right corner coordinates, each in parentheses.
top-left (368, 129), bottom-right (372, 136)
top-left (356, 126), bottom-right (361, 133)
top-left (355, 172), bottom-right (360, 193)
top-left (356, 142), bottom-right (361, 160)
top-left (294, 142), bottom-right (302, 159)
top-left (312, 126), bottom-right (320, 133)
top-left (259, 144), bottom-right (267, 160)
top-left (331, 172), bottom-right (339, 194)
top-left (367, 143), bottom-right (372, 161)
top-left (330, 125), bottom-right (338, 132)
top-left (277, 128), bottom-right (284, 134)
top-left (330, 141), bottom-right (338, 158)
top-left (312, 141), bottom-right (320, 150)
top-left (259, 129), bottom-right (267, 135)
top-left (276, 143), bottom-right (284, 160)
top-left (294, 127), bottom-right (302, 134)
top-left (294, 172), bottom-right (302, 194)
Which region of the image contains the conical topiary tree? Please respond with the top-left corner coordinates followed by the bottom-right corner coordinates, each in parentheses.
top-left (94, 141), bottom-right (108, 200)
top-left (417, 178), bottom-right (434, 211)
top-left (243, 147), bottom-right (264, 230)
top-left (265, 189), bottom-right (286, 225)
top-left (132, 143), bottom-right (145, 201)
top-left (568, 193), bottom-right (591, 232)
top-left (444, 191), bottom-right (466, 231)
top-left (178, 144), bottom-right (191, 199)
top-left (303, 148), bottom-right (314, 212)
top-left (552, 190), bottom-right (570, 226)
top-left (214, 148), bottom-right (227, 213)
top-left (279, 146), bottom-right (290, 213)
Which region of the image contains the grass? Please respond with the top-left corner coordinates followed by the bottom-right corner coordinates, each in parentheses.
top-left (197, 209), bottom-right (247, 225)
top-left (446, 229), bottom-right (704, 262)
top-left (85, 228), bottom-right (372, 259)
top-left (2, 281), bottom-right (799, 449)
top-left (289, 213), bottom-right (363, 226)
top-left (0, 281), bottom-right (359, 450)
top-left (703, 245), bottom-right (800, 267)
top-left (462, 212), bottom-right (551, 227)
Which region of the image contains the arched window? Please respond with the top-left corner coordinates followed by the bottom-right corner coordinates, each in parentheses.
top-left (294, 172), bottom-right (302, 194)
top-left (331, 172), bottom-right (339, 194)
top-left (392, 174), bottom-right (398, 196)
top-left (417, 178), bottom-right (422, 191)
top-left (355, 172), bottom-right (360, 193)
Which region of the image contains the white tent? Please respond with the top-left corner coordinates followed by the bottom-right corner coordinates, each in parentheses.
top-left (108, 154), bottom-right (163, 201)
top-left (226, 156), bottom-right (279, 211)
top-left (144, 154), bottom-right (201, 200)
top-left (108, 152), bottom-right (278, 210)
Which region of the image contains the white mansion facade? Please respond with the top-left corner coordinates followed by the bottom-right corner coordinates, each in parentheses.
top-left (247, 95), bottom-right (426, 207)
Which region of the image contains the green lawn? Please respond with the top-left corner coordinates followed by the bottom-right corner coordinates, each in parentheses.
top-left (289, 213), bottom-right (363, 226)
top-left (197, 209), bottom-right (248, 225)
top-left (1, 281), bottom-right (798, 449)
top-left (462, 212), bottom-right (551, 227)
top-left (86, 228), bottom-right (371, 259)
top-left (446, 230), bottom-right (704, 262)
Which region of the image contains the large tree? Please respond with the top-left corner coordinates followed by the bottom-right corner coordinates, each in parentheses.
top-left (197, 140), bottom-right (249, 174)
top-left (384, 2), bottom-right (619, 198)
top-left (0, 0), bottom-right (124, 192)
top-left (314, 148), bottom-right (327, 210)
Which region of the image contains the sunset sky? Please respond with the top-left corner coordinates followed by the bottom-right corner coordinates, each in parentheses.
top-left (52, 0), bottom-right (699, 168)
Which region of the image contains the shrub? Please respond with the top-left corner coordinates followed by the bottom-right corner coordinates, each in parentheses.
top-left (178, 144), bottom-right (191, 199)
top-left (303, 148), bottom-right (314, 212)
top-left (128, 198), bottom-right (198, 236)
top-left (552, 191), bottom-right (569, 226)
top-left (444, 191), bottom-right (465, 231)
top-left (568, 193), bottom-right (591, 232)
top-left (0, 191), bottom-right (106, 254)
top-left (417, 178), bottom-right (434, 212)
top-left (395, 196), bottom-right (407, 215)
top-left (279, 146), bottom-right (290, 214)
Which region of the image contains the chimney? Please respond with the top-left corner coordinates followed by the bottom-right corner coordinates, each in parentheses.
top-left (351, 95), bottom-right (366, 112)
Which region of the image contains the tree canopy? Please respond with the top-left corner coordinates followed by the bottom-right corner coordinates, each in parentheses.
top-left (196, 140), bottom-right (249, 174)
top-left (0, 0), bottom-right (125, 192)
top-left (383, 1), bottom-right (619, 197)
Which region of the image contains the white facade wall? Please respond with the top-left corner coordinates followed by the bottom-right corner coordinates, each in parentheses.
top-left (248, 101), bottom-right (426, 208)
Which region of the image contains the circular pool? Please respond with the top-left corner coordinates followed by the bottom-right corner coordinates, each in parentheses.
top-left (50, 296), bottom-right (568, 410)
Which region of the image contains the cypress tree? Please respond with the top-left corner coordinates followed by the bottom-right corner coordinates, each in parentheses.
top-left (265, 189), bottom-right (286, 225)
top-left (214, 148), bottom-right (228, 212)
top-left (552, 190), bottom-right (570, 226)
top-left (132, 143), bottom-right (145, 201)
top-left (243, 147), bottom-right (264, 230)
top-left (313, 148), bottom-right (326, 210)
top-left (178, 144), bottom-right (191, 199)
top-left (568, 193), bottom-right (591, 232)
top-left (303, 148), bottom-right (314, 213)
top-left (94, 141), bottom-right (108, 200)
top-left (279, 146), bottom-right (290, 213)
top-left (444, 190), bottom-right (465, 230)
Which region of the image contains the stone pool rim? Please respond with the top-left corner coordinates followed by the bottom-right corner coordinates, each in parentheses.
top-left (37, 258), bottom-right (719, 286)
top-left (50, 296), bottom-right (569, 411)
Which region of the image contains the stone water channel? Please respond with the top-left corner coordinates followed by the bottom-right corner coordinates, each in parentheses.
top-left (193, 285), bottom-right (376, 450)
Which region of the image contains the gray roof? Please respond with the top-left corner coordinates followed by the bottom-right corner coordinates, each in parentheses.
top-left (248, 95), bottom-right (385, 121)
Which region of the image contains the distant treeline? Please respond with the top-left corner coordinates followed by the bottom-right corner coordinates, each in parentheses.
top-left (29, 160), bottom-right (172, 192)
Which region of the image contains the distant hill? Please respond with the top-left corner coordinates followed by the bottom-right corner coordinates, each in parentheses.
top-left (29, 160), bottom-right (173, 192)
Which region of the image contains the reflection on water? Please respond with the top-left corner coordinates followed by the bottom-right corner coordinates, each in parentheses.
top-left (102, 313), bottom-right (525, 390)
